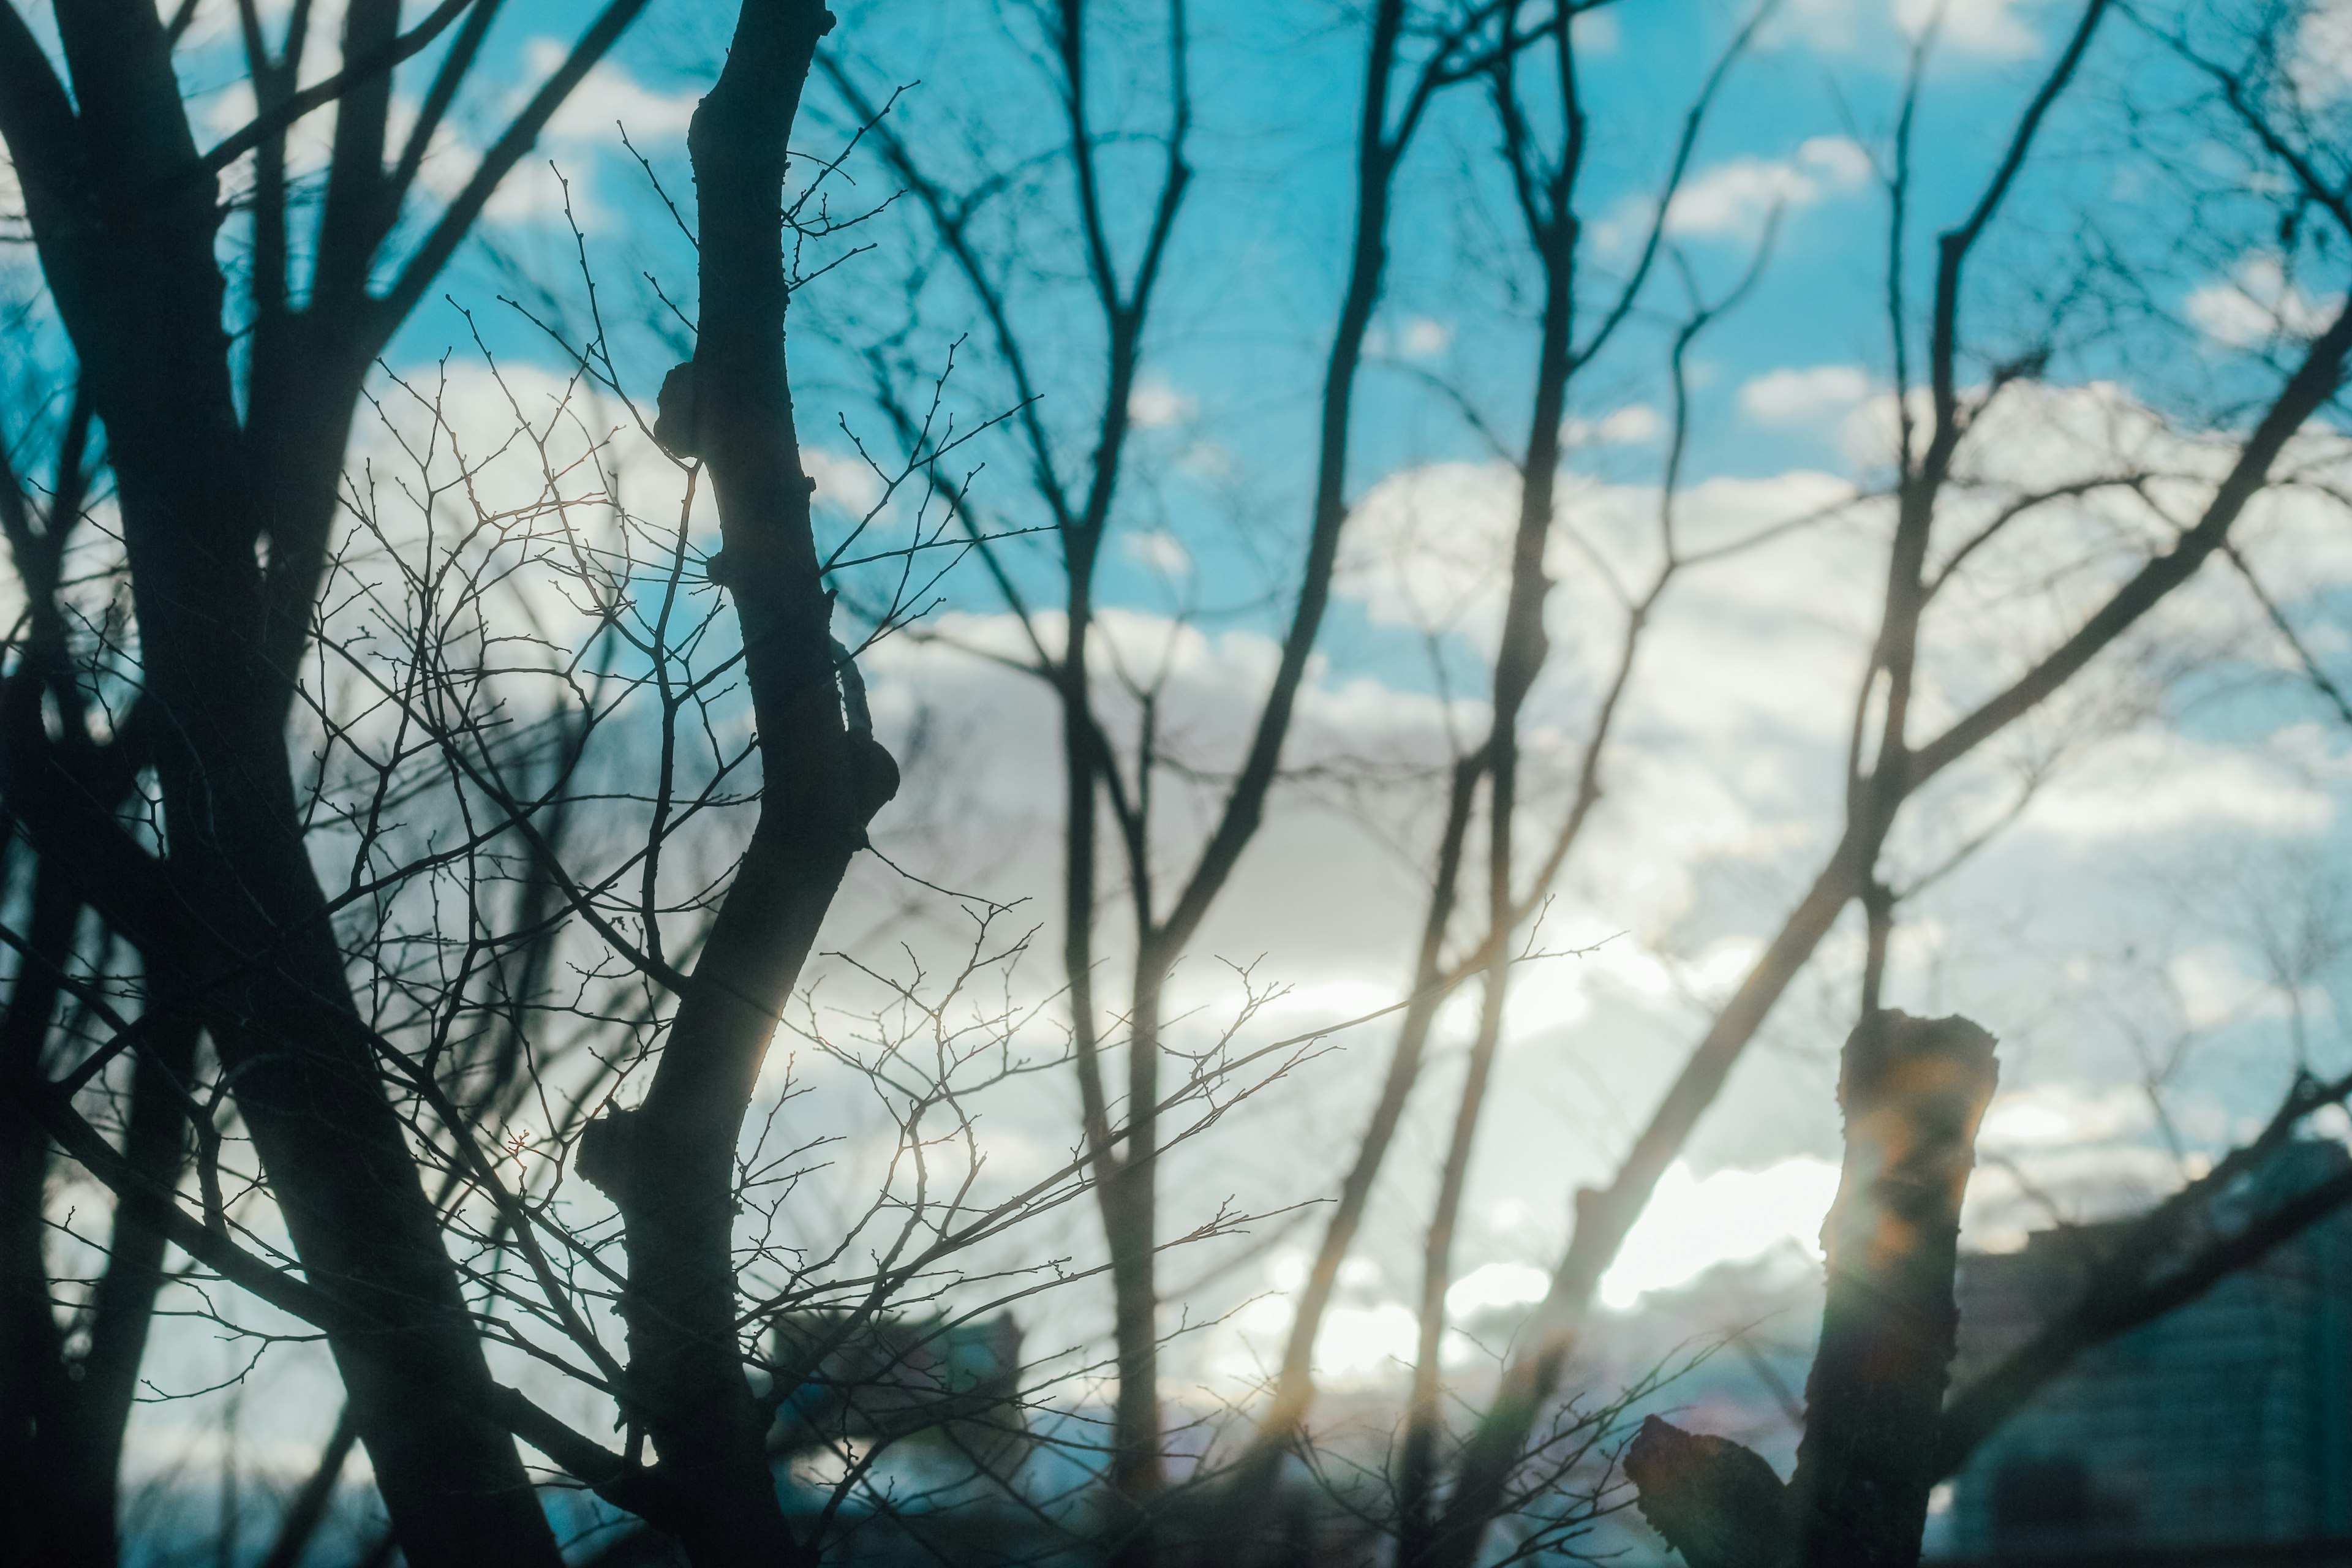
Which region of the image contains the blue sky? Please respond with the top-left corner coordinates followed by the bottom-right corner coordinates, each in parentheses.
top-left (330, 0), bottom-right (2352, 1347)
top-left (42, 0), bottom-right (2352, 1499)
top-left (353, 1), bottom-right (2212, 551)
top-left (179, 0), bottom-right (2352, 1315)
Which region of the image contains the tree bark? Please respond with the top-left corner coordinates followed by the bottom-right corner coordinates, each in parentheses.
top-left (0, 5), bottom-right (564, 1561)
top-left (0, 854), bottom-right (77, 1558)
top-left (42, 1006), bottom-right (201, 1568)
top-left (1624, 1013), bottom-right (1997, 1568)
top-left (575, 7), bottom-right (887, 1566)
top-left (1788, 1013), bottom-right (1997, 1568)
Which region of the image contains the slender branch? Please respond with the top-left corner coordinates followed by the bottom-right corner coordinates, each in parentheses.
top-left (195, 0), bottom-right (480, 179)
top-left (373, 0), bottom-right (654, 344)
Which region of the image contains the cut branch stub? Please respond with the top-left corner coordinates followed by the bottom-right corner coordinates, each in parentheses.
top-left (1626, 1414), bottom-right (1793, 1568)
top-left (1790, 1011), bottom-right (1997, 1568)
top-left (655, 359), bottom-right (701, 459)
top-left (1627, 1012), bottom-right (1997, 1568)
top-left (575, 1103), bottom-right (643, 1208)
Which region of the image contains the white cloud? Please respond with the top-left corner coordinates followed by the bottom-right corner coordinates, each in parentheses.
top-left (1894, 0), bottom-right (2040, 59)
top-left (1179, 440), bottom-right (1235, 480)
top-left (1962, 1142), bottom-right (2188, 1251)
top-left (1570, 7), bottom-right (1622, 53)
top-left (2294, 0), bottom-right (2352, 102)
top-left (1128, 375), bottom-right (1196, 428)
top-left (1309, 1303), bottom-right (1423, 1381)
top-left (0, 151), bottom-right (24, 244)
top-left (331, 361), bottom-right (681, 676)
top-left (2167, 942), bottom-right (2275, 1032)
top-left (1565, 404), bottom-right (1663, 447)
top-left (2187, 256), bottom-right (2337, 349)
top-left (1446, 1261), bottom-right (1551, 1316)
top-left (1800, 134), bottom-right (1875, 187)
top-left (1665, 136), bottom-right (1872, 238)
top-left (1401, 315), bottom-right (1453, 357)
top-left (530, 39), bottom-right (701, 142)
top-left (1336, 460), bottom-right (1520, 636)
top-left (1740, 364), bottom-right (1874, 428)
top-left (1125, 529), bottom-right (1192, 576)
top-left (804, 447), bottom-right (885, 514)
top-left (461, 44), bottom-right (702, 228)
top-left (190, 26), bottom-right (696, 236)
top-left (1368, 316), bottom-right (1455, 358)
top-left (361, 41), bottom-right (705, 232)
top-left (1599, 1158), bottom-right (1842, 1309)
top-left (1217, 1254), bottom-right (1426, 1386)
top-left (1337, 459), bottom-right (1871, 785)
top-left (1224, 1292), bottom-right (1420, 1385)
top-left (480, 159), bottom-right (589, 225)
top-left (1775, 0), bottom-right (2041, 59)
top-left (1776, 0), bottom-right (1868, 51)
top-left (2024, 731), bottom-right (2335, 843)
top-left (1979, 1084), bottom-right (2154, 1150)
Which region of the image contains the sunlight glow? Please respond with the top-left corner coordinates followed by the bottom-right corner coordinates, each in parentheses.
top-left (1598, 1158), bottom-right (1841, 1310)
top-left (1446, 1261), bottom-right (1552, 1317)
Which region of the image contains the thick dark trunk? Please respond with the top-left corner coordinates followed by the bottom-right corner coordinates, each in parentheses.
top-left (43, 1005), bottom-right (202, 1568)
top-left (1788, 1013), bottom-right (1996, 1568)
top-left (249, 352), bottom-right (369, 730)
top-left (0, 853), bottom-right (76, 1558)
top-left (0, 1098), bottom-right (58, 1544)
top-left (0, 625), bottom-right (178, 1567)
top-left (173, 766), bottom-right (559, 1568)
top-left (0, 868), bottom-right (200, 1568)
top-left (100, 401), bottom-right (562, 1564)
top-left (1, 1), bottom-right (564, 1555)
top-left (0, 472), bottom-right (563, 1568)
top-left (576, 7), bottom-right (875, 1566)
top-left (1623, 1014), bottom-right (1996, 1568)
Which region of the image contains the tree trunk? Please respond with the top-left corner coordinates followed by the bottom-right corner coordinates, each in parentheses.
top-left (0, 2), bottom-right (565, 1555)
top-left (1104, 975), bottom-right (1166, 1562)
top-left (43, 1006), bottom-right (202, 1568)
top-left (0, 854), bottom-right (75, 1558)
top-left (575, 6), bottom-right (883, 1566)
top-left (1625, 1013), bottom-right (1996, 1568)
top-left (1788, 1013), bottom-right (1997, 1568)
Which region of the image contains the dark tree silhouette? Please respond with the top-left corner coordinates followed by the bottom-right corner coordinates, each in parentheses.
top-left (0, 3), bottom-right (650, 1562)
top-left (1627, 1012), bottom-right (2000, 1568)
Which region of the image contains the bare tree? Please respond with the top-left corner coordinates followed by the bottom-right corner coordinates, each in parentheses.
top-left (821, 3), bottom-right (1539, 1551)
top-left (1238, 12), bottom-right (1807, 1536)
top-left (0, 4), bottom-right (1080, 1566)
top-left (10, 7), bottom-right (2352, 1568)
top-left (1414, 5), bottom-right (2352, 1562)
top-left (1627, 1013), bottom-right (2002, 1568)
top-left (0, 2), bottom-right (652, 1561)
top-left (799, 4), bottom-right (2352, 1562)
